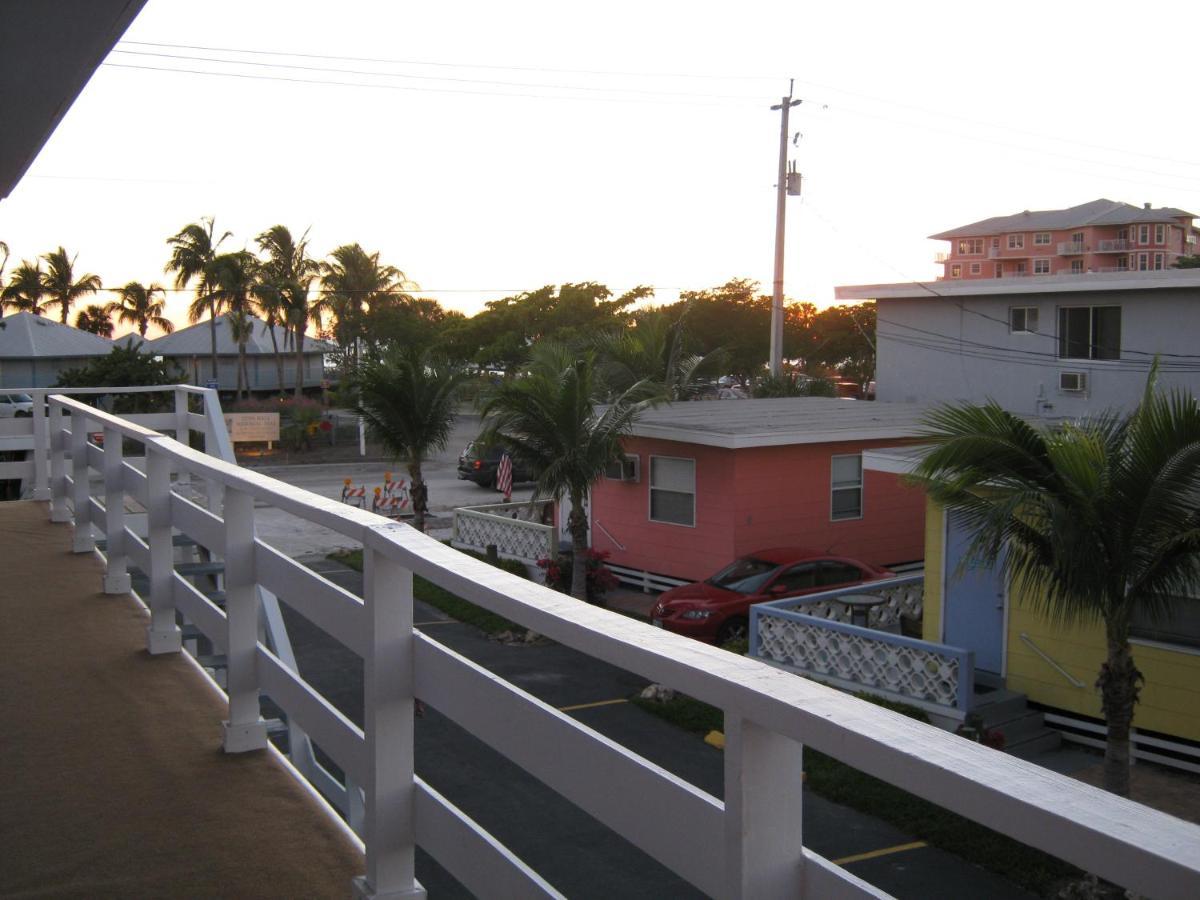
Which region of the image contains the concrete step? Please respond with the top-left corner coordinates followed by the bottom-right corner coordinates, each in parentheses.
top-left (1007, 729), bottom-right (1063, 758)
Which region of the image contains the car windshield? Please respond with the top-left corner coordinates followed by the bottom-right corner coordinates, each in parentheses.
top-left (12, 394), bottom-right (33, 403)
top-left (706, 557), bottom-right (778, 594)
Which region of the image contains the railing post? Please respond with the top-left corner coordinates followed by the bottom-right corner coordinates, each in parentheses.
top-left (353, 543), bottom-right (425, 900)
top-left (70, 410), bottom-right (94, 553)
top-left (49, 400), bottom-right (70, 523)
top-left (145, 446), bottom-right (182, 654)
top-left (101, 425), bottom-right (132, 594)
top-left (173, 387), bottom-right (191, 485)
top-left (723, 715), bottom-right (805, 898)
top-left (31, 389), bottom-right (50, 500)
top-left (222, 487), bottom-right (267, 752)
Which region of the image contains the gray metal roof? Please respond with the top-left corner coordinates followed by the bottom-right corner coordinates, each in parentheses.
top-left (628, 397), bottom-right (926, 448)
top-left (929, 198), bottom-right (1196, 240)
top-left (0, 312), bottom-right (115, 358)
top-left (144, 314), bottom-right (337, 356)
top-left (836, 267), bottom-right (1200, 301)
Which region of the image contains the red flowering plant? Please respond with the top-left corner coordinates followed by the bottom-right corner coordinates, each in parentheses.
top-left (537, 548), bottom-right (619, 605)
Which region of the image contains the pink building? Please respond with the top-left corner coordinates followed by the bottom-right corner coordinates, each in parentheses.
top-left (932, 198), bottom-right (1198, 281)
top-left (588, 398), bottom-right (927, 586)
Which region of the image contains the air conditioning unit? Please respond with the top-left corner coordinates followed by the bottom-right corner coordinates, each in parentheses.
top-left (604, 455), bottom-right (640, 482)
top-left (1059, 371), bottom-right (1087, 392)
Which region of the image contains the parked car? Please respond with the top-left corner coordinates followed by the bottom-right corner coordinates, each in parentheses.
top-left (456, 440), bottom-right (536, 489)
top-left (0, 393), bottom-right (34, 418)
top-left (651, 548), bottom-right (894, 645)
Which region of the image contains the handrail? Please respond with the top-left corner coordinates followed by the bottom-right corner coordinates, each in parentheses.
top-left (592, 519), bottom-right (626, 551)
top-left (1019, 632), bottom-right (1087, 688)
top-left (44, 393), bottom-right (1200, 899)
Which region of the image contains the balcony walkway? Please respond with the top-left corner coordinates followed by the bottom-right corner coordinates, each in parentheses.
top-left (0, 501), bottom-right (364, 898)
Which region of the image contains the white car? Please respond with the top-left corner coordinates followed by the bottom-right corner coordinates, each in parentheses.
top-left (0, 393), bottom-right (34, 417)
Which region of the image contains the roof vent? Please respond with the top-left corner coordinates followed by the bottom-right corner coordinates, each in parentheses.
top-left (1144, 202), bottom-right (1152, 210)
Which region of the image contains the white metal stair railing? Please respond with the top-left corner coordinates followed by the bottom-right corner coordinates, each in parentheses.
top-left (451, 500), bottom-right (556, 563)
top-left (46, 393), bottom-right (1200, 900)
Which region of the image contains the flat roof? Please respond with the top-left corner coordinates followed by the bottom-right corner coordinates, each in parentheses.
top-left (627, 397), bottom-right (926, 448)
top-left (836, 268), bottom-right (1200, 302)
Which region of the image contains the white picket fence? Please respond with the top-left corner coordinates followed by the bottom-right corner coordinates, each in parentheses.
top-left (35, 390), bottom-right (1200, 899)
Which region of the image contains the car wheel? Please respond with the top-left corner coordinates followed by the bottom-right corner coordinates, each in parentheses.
top-left (716, 616), bottom-right (749, 646)
top-left (15, 410), bottom-right (31, 418)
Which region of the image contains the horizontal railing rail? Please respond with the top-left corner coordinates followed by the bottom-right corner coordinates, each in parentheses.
top-left (44, 392), bottom-right (1200, 899)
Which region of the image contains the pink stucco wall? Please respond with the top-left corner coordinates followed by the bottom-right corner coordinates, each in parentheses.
top-left (590, 436), bottom-right (926, 582)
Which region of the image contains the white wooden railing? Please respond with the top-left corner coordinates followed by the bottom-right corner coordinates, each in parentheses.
top-left (38, 393), bottom-right (1200, 899)
top-left (451, 499), bottom-right (556, 563)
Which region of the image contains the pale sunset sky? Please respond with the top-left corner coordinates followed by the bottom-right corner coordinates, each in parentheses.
top-left (1, 0), bottom-right (1198, 335)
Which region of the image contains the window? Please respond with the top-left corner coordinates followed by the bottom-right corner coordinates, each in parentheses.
top-left (1139, 224), bottom-right (1150, 244)
top-left (649, 456), bottom-right (694, 526)
top-left (994, 264), bottom-right (1003, 278)
top-left (1118, 228), bottom-right (1129, 241)
top-left (772, 563), bottom-right (817, 594)
top-left (1071, 259), bottom-right (1084, 273)
top-left (1014, 261), bottom-right (1026, 275)
top-left (831, 454), bottom-right (863, 521)
top-left (1071, 231), bottom-right (1084, 245)
top-left (969, 262), bottom-right (981, 275)
top-left (1010, 307), bottom-right (1038, 333)
top-left (991, 237), bottom-right (1000, 249)
top-left (1033, 258), bottom-right (1051, 275)
top-left (1058, 306), bottom-right (1121, 360)
top-left (949, 264), bottom-right (962, 278)
top-left (1132, 597), bottom-right (1200, 650)
top-left (1154, 253), bottom-right (1165, 270)
top-left (1116, 255), bottom-right (1128, 270)
top-left (1138, 252), bottom-right (1149, 271)
top-left (817, 561), bottom-right (864, 587)
top-left (957, 238), bottom-right (984, 255)
top-left (1007, 234), bottom-right (1025, 249)
top-left (1154, 224), bottom-right (1165, 244)
top-left (1034, 232), bottom-right (1051, 245)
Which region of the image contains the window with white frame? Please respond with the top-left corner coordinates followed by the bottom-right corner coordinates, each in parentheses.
top-left (949, 264), bottom-right (962, 278)
top-left (1139, 224), bottom-right (1150, 244)
top-left (1010, 306), bottom-right (1038, 333)
top-left (1033, 258), bottom-right (1051, 275)
top-left (1154, 253), bottom-right (1165, 270)
top-left (1155, 224), bottom-right (1165, 244)
top-left (831, 454), bottom-right (863, 521)
top-left (1034, 232), bottom-right (1051, 245)
top-left (957, 238), bottom-right (984, 255)
top-left (649, 456), bottom-right (695, 526)
top-left (969, 262), bottom-right (981, 275)
top-left (1007, 233), bottom-right (1025, 249)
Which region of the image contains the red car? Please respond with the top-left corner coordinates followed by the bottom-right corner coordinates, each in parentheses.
top-left (651, 548), bottom-right (894, 645)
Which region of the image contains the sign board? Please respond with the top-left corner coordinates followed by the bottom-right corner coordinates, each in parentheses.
top-left (223, 412), bottom-right (280, 444)
top-left (204, 380), bottom-right (219, 390)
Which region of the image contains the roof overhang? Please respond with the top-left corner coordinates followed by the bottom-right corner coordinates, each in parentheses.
top-left (836, 269), bottom-right (1200, 302)
top-left (0, 1), bottom-right (147, 200)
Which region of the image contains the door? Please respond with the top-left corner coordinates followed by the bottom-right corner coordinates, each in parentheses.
top-left (942, 510), bottom-right (1006, 675)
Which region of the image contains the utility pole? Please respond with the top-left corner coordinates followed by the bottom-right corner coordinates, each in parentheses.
top-left (770, 82), bottom-right (802, 378)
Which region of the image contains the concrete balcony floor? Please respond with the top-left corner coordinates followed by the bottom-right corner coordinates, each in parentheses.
top-left (0, 501), bottom-right (364, 898)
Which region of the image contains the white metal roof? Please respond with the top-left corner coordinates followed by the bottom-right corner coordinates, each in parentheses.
top-left (144, 314), bottom-right (337, 356)
top-left (836, 268), bottom-right (1200, 301)
top-left (0, 312), bottom-right (114, 358)
top-left (627, 397), bottom-right (927, 448)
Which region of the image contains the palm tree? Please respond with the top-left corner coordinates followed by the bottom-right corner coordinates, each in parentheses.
top-left (480, 342), bottom-right (654, 599)
top-left (41, 246), bottom-right (101, 324)
top-left (75, 304), bottom-right (114, 337)
top-left (593, 305), bottom-right (724, 402)
top-left (108, 281), bottom-right (173, 337)
top-left (318, 244), bottom-right (406, 371)
top-left (166, 218), bottom-right (230, 381)
top-left (256, 225), bottom-right (320, 395)
top-left (355, 346), bottom-right (466, 532)
top-left (0, 260), bottom-right (47, 314)
top-left (911, 372), bottom-right (1200, 797)
top-left (208, 250), bottom-right (260, 400)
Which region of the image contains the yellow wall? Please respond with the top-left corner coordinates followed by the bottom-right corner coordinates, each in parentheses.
top-left (927, 499), bottom-right (1200, 743)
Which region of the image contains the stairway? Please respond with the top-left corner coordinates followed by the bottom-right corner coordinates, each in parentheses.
top-left (970, 685), bottom-right (1061, 757)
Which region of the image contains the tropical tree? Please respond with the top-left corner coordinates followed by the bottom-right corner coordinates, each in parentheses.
top-left (592, 304), bottom-right (724, 401)
top-left (355, 346), bottom-right (466, 532)
top-left (318, 244), bottom-right (406, 371)
top-left (75, 304), bottom-right (114, 337)
top-left (255, 224), bottom-right (320, 396)
top-left (108, 281), bottom-right (173, 337)
top-left (41, 246), bottom-right (101, 324)
top-left (0, 260), bottom-right (47, 314)
top-left (480, 342), bottom-right (654, 599)
top-left (208, 250), bottom-right (260, 399)
top-left (910, 373), bottom-right (1200, 797)
top-left (166, 217), bottom-right (230, 380)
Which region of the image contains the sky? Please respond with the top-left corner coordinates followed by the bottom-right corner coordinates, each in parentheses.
top-left (2, 0), bottom-right (1199, 335)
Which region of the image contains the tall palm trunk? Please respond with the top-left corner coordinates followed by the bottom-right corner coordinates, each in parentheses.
top-left (294, 328), bottom-right (306, 398)
top-left (1098, 614), bottom-right (1141, 797)
top-left (408, 460), bottom-right (428, 533)
top-left (208, 301), bottom-right (219, 381)
top-left (268, 323), bottom-right (285, 393)
top-left (568, 489), bottom-right (589, 600)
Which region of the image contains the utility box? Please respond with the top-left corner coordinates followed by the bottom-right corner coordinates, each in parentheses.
top-left (786, 170), bottom-right (803, 196)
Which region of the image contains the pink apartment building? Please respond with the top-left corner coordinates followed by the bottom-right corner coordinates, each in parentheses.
top-left (933, 198), bottom-right (1198, 280)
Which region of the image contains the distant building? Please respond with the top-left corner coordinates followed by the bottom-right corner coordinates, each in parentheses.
top-left (932, 198), bottom-right (1198, 281)
top-left (143, 314), bottom-right (336, 392)
top-left (0, 312), bottom-right (114, 387)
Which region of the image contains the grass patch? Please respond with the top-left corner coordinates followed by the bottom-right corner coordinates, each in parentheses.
top-left (631, 690), bottom-right (1079, 896)
top-left (329, 545), bottom-right (528, 635)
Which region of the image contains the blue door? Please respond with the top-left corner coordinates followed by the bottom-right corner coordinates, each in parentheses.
top-left (942, 510), bottom-right (1006, 675)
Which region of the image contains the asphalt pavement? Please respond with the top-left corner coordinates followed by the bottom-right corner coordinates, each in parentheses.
top-left (282, 556), bottom-right (1033, 899)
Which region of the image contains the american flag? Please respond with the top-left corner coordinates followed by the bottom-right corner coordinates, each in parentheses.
top-left (497, 452), bottom-right (513, 501)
